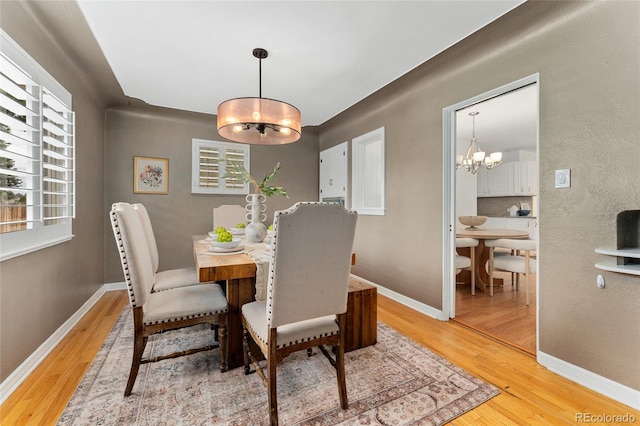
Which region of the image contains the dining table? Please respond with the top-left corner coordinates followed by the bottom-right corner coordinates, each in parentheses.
top-left (192, 235), bottom-right (365, 369)
top-left (192, 235), bottom-right (260, 369)
top-left (455, 228), bottom-right (529, 292)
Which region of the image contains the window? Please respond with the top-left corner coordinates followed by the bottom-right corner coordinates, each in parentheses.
top-left (352, 127), bottom-right (385, 215)
top-left (1, 30), bottom-right (75, 261)
top-left (191, 138), bottom-right (250, 195)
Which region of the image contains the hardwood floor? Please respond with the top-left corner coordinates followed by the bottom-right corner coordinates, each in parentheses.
top-left (2, 290), bottom-right (637, 425)
top-left (454, 270), bottom-right (536, 355)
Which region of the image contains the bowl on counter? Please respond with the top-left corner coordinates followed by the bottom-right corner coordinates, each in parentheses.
top-left (458, 215), bottom-right (487, 229)
top-left (517, 210), bottom-right (531, 216)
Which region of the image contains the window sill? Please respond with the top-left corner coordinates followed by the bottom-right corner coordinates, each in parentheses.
top-left (0, 234), bottom-right (74, 262)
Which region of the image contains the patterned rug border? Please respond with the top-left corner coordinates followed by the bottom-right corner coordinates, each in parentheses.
top-left (58, 307), bottom-right (499, 425)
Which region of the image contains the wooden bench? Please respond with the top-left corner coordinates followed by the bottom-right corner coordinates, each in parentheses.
top-left (345, 277), bottom-right (377, 352)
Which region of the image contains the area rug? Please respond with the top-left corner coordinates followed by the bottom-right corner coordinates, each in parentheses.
top-left (57, 308), bottom-right (498, 425)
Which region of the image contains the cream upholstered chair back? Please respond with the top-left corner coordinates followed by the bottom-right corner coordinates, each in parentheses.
top-left (213, 204), bottom-right (246, 230)
top-left (131, 203), bottom-right (198, 292)
top-left (132, 203), bottom-right (159, 273)
top-left (110, 202), bottom-right (155, 308)
top-left (455, 237), bottom-right (479, 295)
top-left (266, 202), bottom-right (357, 328)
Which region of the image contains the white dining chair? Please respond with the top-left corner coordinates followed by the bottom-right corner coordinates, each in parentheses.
top-left (455, 237), bottom-right (478, 295)
top-left (213, 204), bottom-right (246, 230)
top-left (241, 202), bottom-right (357, 425)
top-left (132, 203), bottom-right (199, 292)
top-left (485, 238), bottom-right (537, 305)
top-left (110, 202), bottom-right (228, 396)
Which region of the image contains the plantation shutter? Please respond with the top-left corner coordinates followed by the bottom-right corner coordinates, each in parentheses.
top-left (0, 53), bottom-right (40, 232)
top-left (42, 88), bottom-right (75, 224)
top-left (191, 139), bottom-right (250, 195)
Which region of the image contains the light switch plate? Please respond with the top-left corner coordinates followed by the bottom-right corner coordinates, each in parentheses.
top-left (555, 169), bottom-right (571, 188)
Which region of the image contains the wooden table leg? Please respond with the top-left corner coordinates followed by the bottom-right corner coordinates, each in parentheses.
top-left (225, 277), bottom-right (256, 369)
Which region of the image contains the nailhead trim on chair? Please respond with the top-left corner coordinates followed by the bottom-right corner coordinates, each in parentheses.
top-left (111, 209), bottom-right (139, 307)
top-left (144, 309), bottom-right (228, 326)
top-left (243, 317), bottom-right (339, 349)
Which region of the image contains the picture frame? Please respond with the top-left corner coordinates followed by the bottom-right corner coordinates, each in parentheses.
top-left (133, 156), bottom-right (169, 194)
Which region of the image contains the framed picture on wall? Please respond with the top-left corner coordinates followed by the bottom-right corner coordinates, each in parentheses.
top-left (133, 156), bottom-right (168, 194)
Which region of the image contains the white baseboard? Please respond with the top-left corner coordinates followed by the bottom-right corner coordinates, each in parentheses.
top-left (350, 274), bottom-right (446, 321)
top-left (538, 351), bottom-right (640, 410)
top-left (351, 274), bottom-right (639, 410)
top-left (104, 281), bottom-right (127, 291)
top-left (0, 283), bottom-right (125, 405)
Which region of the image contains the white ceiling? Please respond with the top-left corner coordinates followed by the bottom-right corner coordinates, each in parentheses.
top-left (456, 83), bottom-right (538, 153)
top-left (76, 0), bottom-right (525, 127)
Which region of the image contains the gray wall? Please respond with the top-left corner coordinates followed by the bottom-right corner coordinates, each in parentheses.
top-left (318, 0), bottom-right (639, 390)
top-left (0, 1), bottom-right (121, 381)
top-left (104, 105), bottom-right (319, 283)
top-left (1, 0), bottom-right (638, 396)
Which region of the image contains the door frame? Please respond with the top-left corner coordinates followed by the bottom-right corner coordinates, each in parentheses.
top-left (441, 73), bottom-right (540, 326)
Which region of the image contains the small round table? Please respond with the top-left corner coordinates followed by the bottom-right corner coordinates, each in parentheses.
top-left (455, 228), bottom-right (529, 292)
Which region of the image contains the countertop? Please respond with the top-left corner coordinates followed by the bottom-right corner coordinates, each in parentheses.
top-left (486, 215), bottom-right (537, 219)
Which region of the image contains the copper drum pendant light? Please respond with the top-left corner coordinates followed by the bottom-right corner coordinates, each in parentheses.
top-left (217, 48), bottom-right (301, 144)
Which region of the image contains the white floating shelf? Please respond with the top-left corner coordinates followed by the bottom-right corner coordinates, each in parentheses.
top-left (595, 247), bottom-right (640, 258)
top-left (595, 247), bottom-right (640, 276)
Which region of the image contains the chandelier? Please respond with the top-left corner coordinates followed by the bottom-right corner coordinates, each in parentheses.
top-left (217, 48), bottom-right (301, 145)
top-left (456, 111), bottom-right (502, 174)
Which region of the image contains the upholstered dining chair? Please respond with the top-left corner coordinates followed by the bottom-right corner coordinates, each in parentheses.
top-left (455, 237), bottom-right (478, 295)
top-left (213, 204), bottom-right (246, 230)
top-left (241, 202), bottom-right (357, 426)
top-left (132, 203), bottom-right (199, 292)
top-left (110, 202), bottom-right (228, 396)
top-left (485, 238), bottom-right (537, 306)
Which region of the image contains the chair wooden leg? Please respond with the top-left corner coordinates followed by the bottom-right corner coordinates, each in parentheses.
top-left (470, 246), bottom-right (476, 296)
top-left (125, 308), bottom-right (146, 396)
top-left (336, 315), bottom-right (348, 409)
top-left (268, 328), bottom-right (279, 426)
top-left (525, 252), bottom-right (531, 306)
top-left (218, 321), bottom-right (227, 372)
top-left (489, 247), bottom-right (494, 297)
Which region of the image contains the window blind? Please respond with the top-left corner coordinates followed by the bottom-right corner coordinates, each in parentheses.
top-left (191, 139), bottom-right (250, 195)
top-left (0, 53), bottom-right (40, 233)
top-left (1, 30), bottom-right (75, 260)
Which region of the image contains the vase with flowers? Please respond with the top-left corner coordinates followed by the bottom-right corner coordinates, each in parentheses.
top-left (223, 161), bottom-right (288, 242)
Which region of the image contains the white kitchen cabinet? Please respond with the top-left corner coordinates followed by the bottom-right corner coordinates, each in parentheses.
top-left (477, 163), bottom-right (513, 197)
top-left (483, 217), bottom-right (537, 238)
top-left (513, 161), bottom-right (538, 195)
top-left (504, 217), bottom-right (537, 237)
top-left (478, 161), bottom-right (537, 197)
top-left (319, 141), bottom-right (348, 200)
top-left (484, 217), bottom-right (505, 228)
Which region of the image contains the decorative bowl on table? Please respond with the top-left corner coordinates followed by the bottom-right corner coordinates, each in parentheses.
top-left (210, 237), bottom-right (242, 249)
top-left (458, 215), bottom-right (487, 230)
top-left (517, 210), bottom-right (531, 216)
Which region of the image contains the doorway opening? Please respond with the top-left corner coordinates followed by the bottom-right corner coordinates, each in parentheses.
top-left (442, 74), bottom-right (539, 355)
